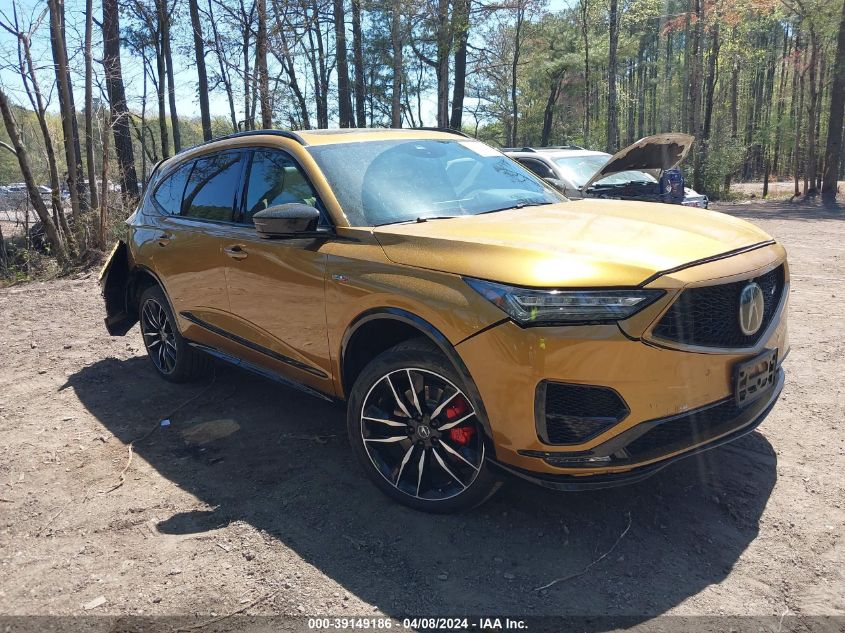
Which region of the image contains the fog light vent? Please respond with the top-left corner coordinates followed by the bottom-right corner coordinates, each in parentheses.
top-left (536, 382), bottom-right (629, 445)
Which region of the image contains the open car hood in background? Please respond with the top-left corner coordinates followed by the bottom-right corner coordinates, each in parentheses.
top-left (581, 133), bottom-right (694, 190)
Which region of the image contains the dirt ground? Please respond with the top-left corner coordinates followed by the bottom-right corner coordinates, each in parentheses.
top-left (730, 180), bottom-right (845, 199)
top-left (0, 199), bottom-right (843, 631)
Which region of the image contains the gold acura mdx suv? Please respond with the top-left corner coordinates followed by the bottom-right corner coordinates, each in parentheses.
top-left (101, 128), bottom-right (788, 513)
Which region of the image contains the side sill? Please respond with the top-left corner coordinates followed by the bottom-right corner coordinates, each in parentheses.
top-left (186, 341), bottom-right (338, 403)
top-left (180, 311), bottom-right (329, 379)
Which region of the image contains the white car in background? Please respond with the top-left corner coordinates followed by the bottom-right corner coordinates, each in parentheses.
top-left (505, 133), bottom-right (709, 209)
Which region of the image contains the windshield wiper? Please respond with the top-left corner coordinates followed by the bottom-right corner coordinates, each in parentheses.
top-left (478, 200), bottom-right (555, 215)
top-left (415, 215), bottom-right (460, 222)
top-left (374, 215), bottom-right (460, 227)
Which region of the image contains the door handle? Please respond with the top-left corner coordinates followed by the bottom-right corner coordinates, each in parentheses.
top-left (157, 232), bottom-right (172, 247)
top-left (224, 245), bottom-right (248, 260)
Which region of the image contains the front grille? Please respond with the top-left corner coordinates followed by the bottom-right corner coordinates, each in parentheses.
top-left (539, 382), bottom-right (629, 445)
top-left (652, 264), bottom-right (785, 348)
top-left (625, 398), bottom-right (740, 459)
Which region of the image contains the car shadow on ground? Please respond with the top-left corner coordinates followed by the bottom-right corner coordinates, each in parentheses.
top-left (64, 355), bottom-right (778, 624)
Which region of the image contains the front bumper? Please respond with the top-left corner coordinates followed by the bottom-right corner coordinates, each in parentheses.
top-left (454, 247), bottom-right (788, 479)
top-left (492, 367), bottom-right (782, 490)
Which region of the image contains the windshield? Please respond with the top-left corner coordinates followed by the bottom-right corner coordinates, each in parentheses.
top-left (553, 155), bottom-right (657, 188)
top-left (307, 139), bottom-right (562, 226)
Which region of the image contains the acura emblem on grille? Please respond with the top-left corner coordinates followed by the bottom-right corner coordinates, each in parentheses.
top-left (738, 282), bottom-right (765, 335)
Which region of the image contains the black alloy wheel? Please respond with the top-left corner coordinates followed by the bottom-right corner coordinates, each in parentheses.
top-left (348, 339), bottom-right (498, 512)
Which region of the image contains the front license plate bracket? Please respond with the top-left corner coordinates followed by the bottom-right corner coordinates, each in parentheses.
top-left (734, 349), bottom-right (778, 408)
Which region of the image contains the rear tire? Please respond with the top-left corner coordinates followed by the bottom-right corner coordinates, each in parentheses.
top-left (138, 285), bottom-right (212, 383)
top-left (347, 338), bottom-right (499, 513)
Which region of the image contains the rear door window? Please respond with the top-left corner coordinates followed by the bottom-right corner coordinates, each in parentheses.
top-left (182, 152), bottom-right (244, 222)
top-left (152, 162), bottom-right (192, 215)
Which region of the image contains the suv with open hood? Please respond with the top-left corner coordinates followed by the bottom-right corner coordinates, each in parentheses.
top-left (101, 128), bottom-right (786, 513)
top-left (506, 133), bottom-right (709, 208)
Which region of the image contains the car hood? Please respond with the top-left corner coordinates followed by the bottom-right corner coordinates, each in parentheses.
top-left (372, 199), bottom-right (772, 287)
top-left (582, 133), bottom-right (694, 190)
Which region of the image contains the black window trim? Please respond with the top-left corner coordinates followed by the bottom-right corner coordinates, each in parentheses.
top-left (150, 149), bottom-right (248, 225)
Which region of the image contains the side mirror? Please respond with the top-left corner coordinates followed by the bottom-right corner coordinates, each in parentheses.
top-left (253, 203), bottom-right (320, 237)
top-left (543, 177), bottom-right (568, 193)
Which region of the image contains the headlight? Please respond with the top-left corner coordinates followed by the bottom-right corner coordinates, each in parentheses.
top-left (465, 278), bottom-right (664, 325)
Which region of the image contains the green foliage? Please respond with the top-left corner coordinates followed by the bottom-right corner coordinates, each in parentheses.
top-left (703, 139), bottom-right (746, 198)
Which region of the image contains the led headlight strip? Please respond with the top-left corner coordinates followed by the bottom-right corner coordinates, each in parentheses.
top-left (465, 277), bottom-right (664, 325)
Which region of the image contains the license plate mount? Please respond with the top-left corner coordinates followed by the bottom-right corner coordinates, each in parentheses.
top-left (734, 349), bottom-right (778, 408)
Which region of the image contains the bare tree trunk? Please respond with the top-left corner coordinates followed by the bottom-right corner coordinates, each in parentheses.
top-left (207, 0), bottom-right (238, 132)
top-left (154, 23), bottom-right (170, 157)
top-left (815, 54), bottom-right (826, 191)
top-left (689, 0), bottom-right (703, 191)
top-left (402, 73), bottom-right (417, 127)
top-left (806, 28), bottom-right (819, 194)
top-left (696, 21), bottom-right (718, 193)
top-left (450, 0), bottom-right (470, 130)
top-left (702, 23), bottom-right (719, 140)
top-left (159, 0), bottom-right (180, 150)
top-left (580, 0), bottom-right (590, 146)
top-left (724, 41), bottom-right (739, 195)
top-left (99, 114), bottom-right (109, 249)
top-left (822, 0), bottom-right (845, 199)
top-left (662, 28), bottom-right (672, 132)
top-left (795, 37), bottom-right (805, 196)
top-left (352, 0), bottom-right (366, 127)
top-left (6, 10), bottom-right (74, 248)
top-left (241, 0), bottom-right (252, 130)
top-left (772, 28), bottom-right (791, 177)
top-left (103, 0), bottom-right (140, 198)
top-left (0, 87), bottom-right (67, 263)
top-left (510, 2), bottom-right (525, 146)
top-left (189, 0), bottom-right (212, 140)
top-left (269, 0), bottom-right (310, 128)
top-left (47, 0), bottom-right (84, 220)
top-left (305, 0), bottom-right (329, 128)
top-left (636, 38), bottom-right (646, 140)
top-left (436, 0), bottom-right (450, 127)
top-left (333, 0), bottom-right (353, 127)
top-left (541, 72), bottom-right (564, 145)
top-left (606, 0), bottom-right (619, 151)
top-left (84, 0), bottom-right (99, 211)
top-left (256, 0), bottom-right (272, 128)
top-left (139, 65), bottom-right (149, 184)
top-left (390, 0), bottom-right (402, 127)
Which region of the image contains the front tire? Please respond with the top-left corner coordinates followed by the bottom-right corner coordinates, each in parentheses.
top-left (347, 339), bottom-right (499, 513)
top-left (139, 285), bottom-right (211, 383)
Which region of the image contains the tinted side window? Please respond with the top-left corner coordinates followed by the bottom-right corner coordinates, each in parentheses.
top-left (182, 152), bottom-right (243, 221)
top-left (243, 150), bottom-right (318, 224)
top-left (520, 159), bottom-right (554, 179)
top-left (152, 162), bottom-right (192, 215)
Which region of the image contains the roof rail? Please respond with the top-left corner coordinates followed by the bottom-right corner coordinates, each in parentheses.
top-left (502, 145), bottom-right (587, 152)
top-left (545, 144), bottom-right (585, 150)
top-left (413, 126), bottom-right (470, 138)
top-left (188, 129), bottom-right (309, 151)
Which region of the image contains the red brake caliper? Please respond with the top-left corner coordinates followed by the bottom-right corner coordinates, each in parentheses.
top-left (444, 397), bottom-right (475, 446)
